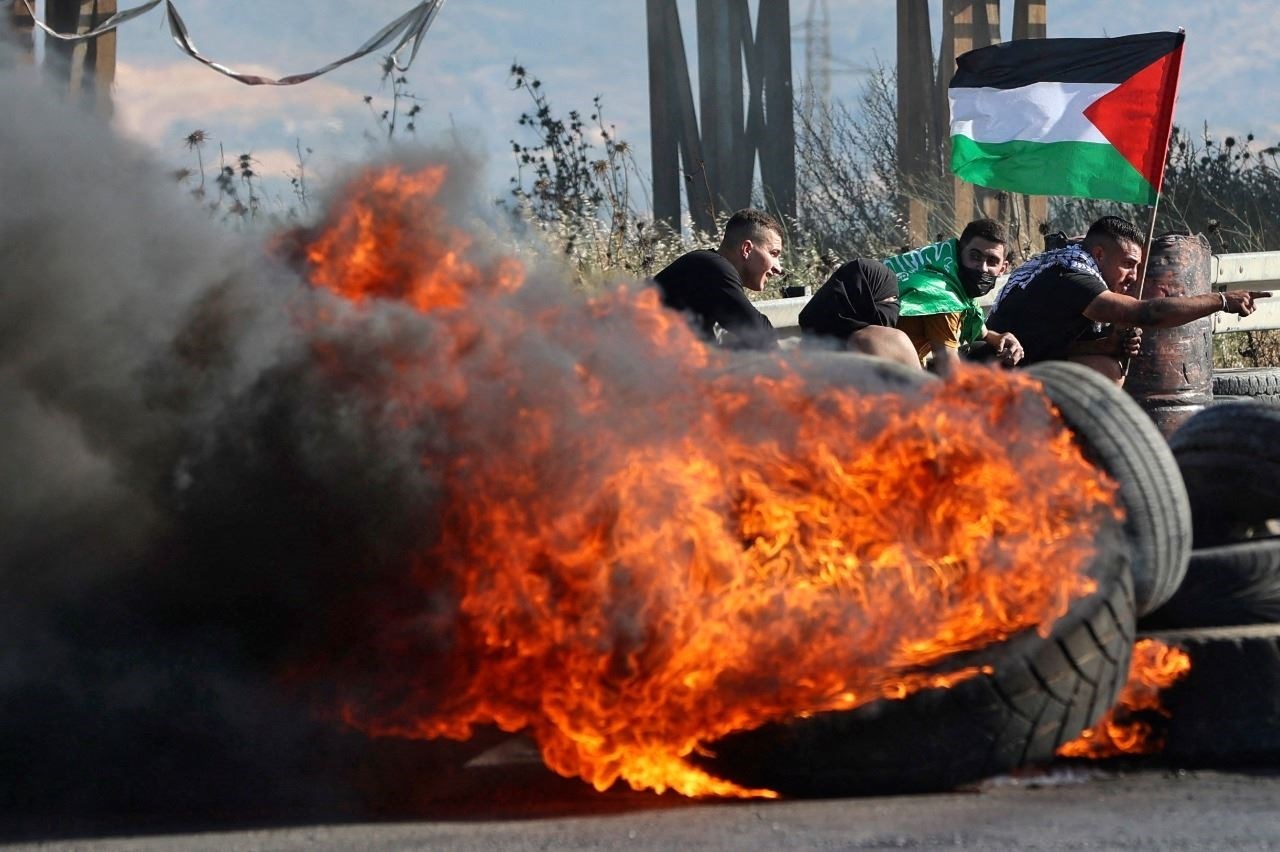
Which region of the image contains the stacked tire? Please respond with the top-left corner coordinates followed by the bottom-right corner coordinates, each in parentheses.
top-left (1138, 399), bottom-right (1280, 764)
top-left (1213, 366), bottom-right (1280, 405)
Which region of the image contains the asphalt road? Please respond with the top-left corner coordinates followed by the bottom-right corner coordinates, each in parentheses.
top-left (6, 763), bottom-right (1280, 850)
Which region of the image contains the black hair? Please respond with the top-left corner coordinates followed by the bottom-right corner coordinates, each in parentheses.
top-left (958, 218), bottom-right (1009, 250)
top-left (721, 208), bottom-right (784, 248)
top-left (1084, 215), bottom-right (1145, 249)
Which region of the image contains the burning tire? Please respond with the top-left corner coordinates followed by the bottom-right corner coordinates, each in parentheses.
top-left (698, 523), bottom-right (1135, 797)
top-left (1026, 361), bottom-right (1192, 617)
top-left (1168, 401), bottom-right (1280, 546)
top-left (1141, 625), bottom-right (1280, 765)
top-left (1140, 538), bottom-right (1280, 630)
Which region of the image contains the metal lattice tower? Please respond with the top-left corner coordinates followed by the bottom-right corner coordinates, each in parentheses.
top-left (802, 0), bottom-right (831, 126)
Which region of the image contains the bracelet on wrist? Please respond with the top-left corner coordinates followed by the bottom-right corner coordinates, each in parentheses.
top-left (1219, 292), bottom-right (1229, 312)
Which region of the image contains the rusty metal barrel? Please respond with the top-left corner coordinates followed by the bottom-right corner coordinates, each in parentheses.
top-left (1124, 232), bottom-right (1214, 438)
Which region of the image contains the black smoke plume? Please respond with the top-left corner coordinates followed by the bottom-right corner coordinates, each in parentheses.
top-left (0, 48), bottom-right (487, 828)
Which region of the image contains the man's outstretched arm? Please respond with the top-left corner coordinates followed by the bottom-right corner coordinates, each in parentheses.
top-left (1084, 289), bottom-right (1271, 328)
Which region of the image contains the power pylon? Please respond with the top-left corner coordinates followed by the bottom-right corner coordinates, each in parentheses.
top-left (801, 0), bottom-right (831, 127)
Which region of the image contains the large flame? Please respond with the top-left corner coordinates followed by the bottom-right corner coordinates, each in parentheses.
top-left (291, 163), bottom-right (1120, 798)
top-left (1058, 638), bottom-right (1192, 759)
top-left (301, 164), bottom-right (524, 310)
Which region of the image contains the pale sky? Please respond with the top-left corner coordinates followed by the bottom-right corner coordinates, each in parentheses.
top-left (24, 0), bottom-right (1280, 211)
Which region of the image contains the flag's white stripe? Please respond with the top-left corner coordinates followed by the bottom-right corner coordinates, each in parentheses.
top-left (950, 81), bottom-right (1118, 145)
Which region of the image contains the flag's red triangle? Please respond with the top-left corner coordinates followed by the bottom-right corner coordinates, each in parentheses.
top-left (1083, 44), bottom-right (1183, 190)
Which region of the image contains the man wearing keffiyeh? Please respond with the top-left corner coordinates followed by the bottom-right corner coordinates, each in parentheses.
top-left (987, 216), bottom-right (1271, 383)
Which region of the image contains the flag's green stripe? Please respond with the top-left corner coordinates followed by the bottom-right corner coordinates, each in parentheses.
top-left (951, 135), bottom-right (1156, 205)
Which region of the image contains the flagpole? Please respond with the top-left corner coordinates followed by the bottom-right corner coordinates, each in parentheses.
top-left (1122, 27), bottom-right (1185, 379)
top-left (1132, 194), bottom-right (1163, 303)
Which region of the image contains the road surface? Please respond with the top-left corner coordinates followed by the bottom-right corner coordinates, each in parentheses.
top-left (5, 761), bottom-right (1280, 850)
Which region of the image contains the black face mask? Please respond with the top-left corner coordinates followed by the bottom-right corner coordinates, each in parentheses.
top-left (958, 264), bottom-right (997, 298)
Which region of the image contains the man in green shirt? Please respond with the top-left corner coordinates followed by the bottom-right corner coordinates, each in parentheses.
top-left (884, 219), bottom-right (1025, 375)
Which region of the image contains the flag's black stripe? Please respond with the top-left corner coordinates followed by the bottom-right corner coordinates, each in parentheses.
top-left (949, 31), bottom-right (1184, 90)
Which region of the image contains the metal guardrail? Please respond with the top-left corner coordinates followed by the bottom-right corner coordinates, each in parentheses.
top-left (757, 251), bottom-right (1280, 335)
top-left (1210, 253), bottom-right (1280, 334)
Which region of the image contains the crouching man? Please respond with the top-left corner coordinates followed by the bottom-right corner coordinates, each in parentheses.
top-left (886, 218), bottom-right (1024, 375)
top-left (796, 256), bottom-right (921, 368)
top-left (987, 215), bottom-right (1269, 383)
top-left (652, 208), bottom-right (783, 350)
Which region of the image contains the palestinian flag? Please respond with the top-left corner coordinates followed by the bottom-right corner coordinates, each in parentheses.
top-left (949, 31), bottom-right (1184, 205)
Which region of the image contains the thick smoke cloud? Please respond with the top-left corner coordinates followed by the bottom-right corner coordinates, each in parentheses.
top-left (0, 35), bottom-right (1114, 830)
top-left (0, 49), bottom-right (476, 825)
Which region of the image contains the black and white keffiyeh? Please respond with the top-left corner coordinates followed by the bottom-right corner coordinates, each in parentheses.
top-left (991, 244), bottom-right (1104, 311)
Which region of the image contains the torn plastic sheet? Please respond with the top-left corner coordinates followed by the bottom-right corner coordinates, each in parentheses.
top-left (18, 0), bottom-right (445, 85)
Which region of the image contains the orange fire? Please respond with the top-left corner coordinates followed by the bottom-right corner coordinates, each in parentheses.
top-left (1057, 638), bottom-right (1192, 759)
top-left (293, 163), bottom-right (1121, 798)
top-left (301, 163), bottom-right (524, 310)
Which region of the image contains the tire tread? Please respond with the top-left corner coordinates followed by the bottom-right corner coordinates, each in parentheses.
top-left (701, 537), bottom-right (1135, 796)
top-left (1025, 361), bottom-right (1193, 616)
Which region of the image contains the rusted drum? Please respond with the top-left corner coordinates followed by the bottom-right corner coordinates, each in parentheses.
top-left (1125, 232), bottom-right (1214, 438)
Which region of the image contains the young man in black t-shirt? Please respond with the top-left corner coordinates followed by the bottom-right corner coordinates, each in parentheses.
top-left (988, 216), bottom-right (1270, 382)
top-left (986, 257), bottom-right (1111, 365)
top-left (652, 208), bottom-right (783, 350)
